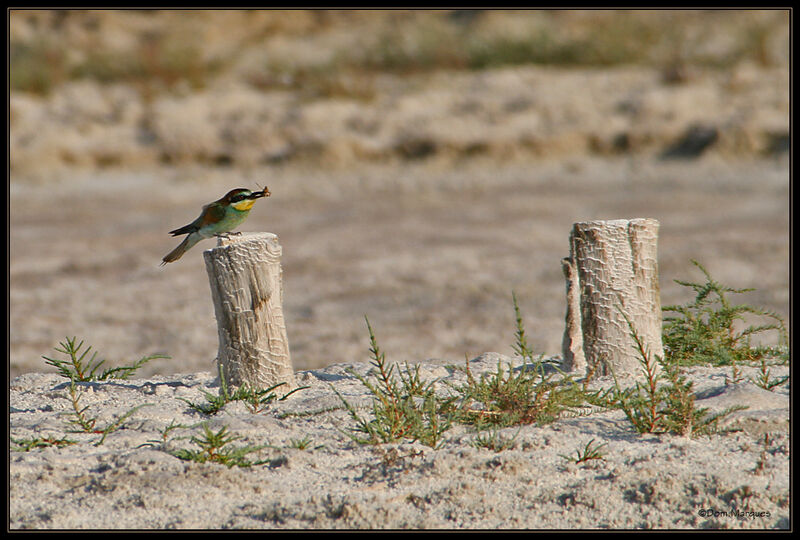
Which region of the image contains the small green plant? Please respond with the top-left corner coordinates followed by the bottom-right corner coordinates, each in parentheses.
top-left (170, 423), bottom-right (269, 468)
top-left (470, 428), bottom-right (519, 452)
top-left (560, 438), bottom-right (608, 465)
top-left (611, 313), bottom-right (669, 434)
top-left (613, 311), bottom-right (747, 437)
top-left (658, 349), bottom-right (745, 437)
top-left (333, 316), bottom-right (450, 448)
top-left (64, 379), bottom-right (151, 446)
top-left (444, 294), bottom-right (599, 428)
top-left (662, 260), bottom-right (788, 367)
top-left (751, 357), bottom-right (789, 391)
top-left (180, 363), bottom-right (306, 415)
top-left (511, 291), bottom-right (536, 363)
top-left (138, 419), bottom-right (197, 450)
top-left (43, 336), bottom-right (168, 382)
top-left (11, 435), bottom-right (78, 452)
top-left (288, 435), bottom-right (316, 451)
top-left (724, 356), bottom-right (747, 386)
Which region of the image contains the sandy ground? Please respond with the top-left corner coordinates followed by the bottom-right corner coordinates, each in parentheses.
top-left (9, 354), bottom-right (789, 529)
top-left (9, 155), bottom-right (789, 379)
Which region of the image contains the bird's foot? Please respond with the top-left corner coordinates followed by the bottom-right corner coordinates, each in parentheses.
top-left (214, 231), bottom-right (243, 239)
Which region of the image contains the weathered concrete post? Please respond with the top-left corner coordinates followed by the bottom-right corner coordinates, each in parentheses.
top-left (562, 219), bottom-right (663, 380)
top-left (203, 232), bottom-right (297, 394)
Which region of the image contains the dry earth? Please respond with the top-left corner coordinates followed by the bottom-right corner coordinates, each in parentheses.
top-left (9, 155), bottom-right (789, 379)
top-left (9, 355), bottom-right (790, 529)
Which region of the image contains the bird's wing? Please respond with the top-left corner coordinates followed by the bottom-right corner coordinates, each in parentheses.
top-left (169, 202), bottom-right (211, 236)
top-left (168, 221), bottom-right (198, 236)
top-left (199, 202), bottom-right (227, 228)
top-left (168, 202), bottom-right (227, 236)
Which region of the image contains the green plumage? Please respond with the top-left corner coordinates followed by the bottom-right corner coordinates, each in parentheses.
top-left (161, 187), bottom-right (268, 265)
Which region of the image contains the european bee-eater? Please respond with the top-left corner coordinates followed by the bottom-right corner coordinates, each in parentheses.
top-left (161, 186), bottom-right (270, 265)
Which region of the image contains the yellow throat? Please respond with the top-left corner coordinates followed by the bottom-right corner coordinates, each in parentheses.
top-left (232, 199), bottom-right (256, 211)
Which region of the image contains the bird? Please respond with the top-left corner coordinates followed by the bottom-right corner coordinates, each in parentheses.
top-left (161, 186), bottom-right (270, 265)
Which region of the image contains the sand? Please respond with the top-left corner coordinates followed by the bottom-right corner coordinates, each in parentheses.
top-left (9, 156), bottom-right (790, 380)
top-left (9, 353), bottom-right (789, 529)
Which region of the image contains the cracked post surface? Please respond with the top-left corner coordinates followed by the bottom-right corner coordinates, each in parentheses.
top-left (204, 232), bottom-right (297, 393)
top-left (563, 219), bottom-right (663, 379)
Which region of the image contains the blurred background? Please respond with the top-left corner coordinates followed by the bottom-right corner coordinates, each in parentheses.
top-left (9, 9), bottom-right (789, 378)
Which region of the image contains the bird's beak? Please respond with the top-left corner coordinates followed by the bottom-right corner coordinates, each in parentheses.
top-left (250, 187), bottom-right (270, 199)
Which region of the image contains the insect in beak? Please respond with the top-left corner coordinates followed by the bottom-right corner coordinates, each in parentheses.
top-left (253, 183), bottom-right (271, 199)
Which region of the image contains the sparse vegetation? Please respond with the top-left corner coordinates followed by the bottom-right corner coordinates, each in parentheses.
top-left (10, 25), bottom-right (217, 96)
top-left (751, 357), bottom-right (789, 391)
top-left (71, 41), bottom-right (216, 94)
top-left (9, 40), bottom-right (67, 95)
top-left (179, 363), bottom-right (307, 415)
top-left (138, 419), bottom-right (196, 450)
top-left (64, 379), bottom-right (151, 446)
top-left (612, 310), bottom-right (748, 438)
top-left (341, 260), bottom-right (788, 445)
top-left (10, 11), bottom-right (788, 96)
top-left (340, 271), bottom-right (784, 447)
top-left (444, 354), bottom-right (594, 429)
top-left (288, 435), bottom-right (316, 451)
top-left (333, 316), bottom-right (450, 448)
top-left (753, 433), bottom-right (777, 475)
top-left (662, 259), bottom-right (789, 396)
top-left (11, 435), bottom-right (78, 452)
top-left (20, 261), bottom-right (788, 468)
top-left (560, 438), bottom-right (608, 465)
top-left (443, 294), bottom-right (608, 429)
top-left (470, 428), bottom-right (519, 452)
top-left (169, 423), bottom-right (270, 468)
top-left (662, 260), bottom-right (788, 368)
top-left (725, 356), bottom-right (748, 386)
top-left (338, 296), bottom-right (611, 448)
top-left (43, 336), bottom-right (168, 382)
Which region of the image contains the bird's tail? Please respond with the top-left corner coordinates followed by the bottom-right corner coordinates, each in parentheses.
top-left (161, 234), bottom-right (203, 265)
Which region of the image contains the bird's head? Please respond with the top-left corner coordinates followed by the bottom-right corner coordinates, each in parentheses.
top-left (222, 187), bottom-right (270, 211)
